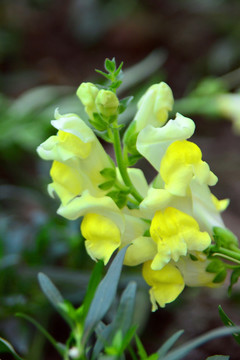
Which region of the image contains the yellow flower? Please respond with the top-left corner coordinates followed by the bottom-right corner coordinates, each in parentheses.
top-left (150, 207), bottom-right (211, 270)
top-left (142, 261), bottom-right (185, 310)
top-left (37, 111), bottom-right (113, 205)
top-left (81, 213), bottom-right (121, 264)
top-left (160, 140), bottom-right (218, 196)
top-left (134, 82), bottom-right (174, 131)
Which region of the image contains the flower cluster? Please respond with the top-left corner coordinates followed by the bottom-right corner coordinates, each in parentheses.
top-left (37, 60), bottom-right (233, 311)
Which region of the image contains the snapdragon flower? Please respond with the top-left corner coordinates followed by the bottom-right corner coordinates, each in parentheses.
top-left (37, 59), bottom-right (239, 311)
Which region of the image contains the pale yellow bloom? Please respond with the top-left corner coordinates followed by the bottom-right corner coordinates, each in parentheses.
top-left (150, 207), bottom-right (211, 270)
top-left (136, 113), bottom-right (195, 171)
top-left (134, 82), bottom-right (174, 131)
top-left (160, 140), bottom-right (218, 196)
top-left (142, 261), bottom-right (185, 310)
top-left (37, 111), bottom-right (113, 205)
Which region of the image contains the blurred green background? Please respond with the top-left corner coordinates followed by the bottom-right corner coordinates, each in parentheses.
top-left (1, 0), bottom-right (240, 359)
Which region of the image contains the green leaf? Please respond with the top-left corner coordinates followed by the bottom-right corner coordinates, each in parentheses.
top-left (16, 312), bottom-right (65, 356)
top-left (218, 306), bottom-right (240, 344)
top-left (105, 58), bottom-right (116, 73)
top-left (82, 260), bottom-right (104, 321)
top-left (38, 273), bottom-right (73, 327)
top-left (0, 336), bottom-right (24, 360)
top-left (157, 330), bottom-right (184, 358)
top-left (83, 246), bottom-right (129, 344)
top-left (115, 62), bottom-right (124, 77)
top-left (92, 282), bottom-right (136, 359)
top-left (95, 69), bottom-right (112, 81)
top-left (119, 96), bottom-right (134, 114)
top-left (135, 334), bottom-right (148, 359)
top-left (38, 272), bottom-right (64, 308)
top-left (162, 327), bottom-right (240, 360)
top-left (228, 268), bottom-right (240, 295)
top-left (206, 355), bottom-right (230, 360)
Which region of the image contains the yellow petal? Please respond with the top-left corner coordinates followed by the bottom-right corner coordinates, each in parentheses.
top-left (123, 236), bottom-right (157, 266)
top-left (150, 207), bottom-right (211, 270)
top-left (143, 261), bottom-right (185, 310)
top-left (160, 140), bottom-right (217, 196)
top-left (49, 161), bottom-right (82, 205)
top-left (81, 213), bottom-right (121, 265)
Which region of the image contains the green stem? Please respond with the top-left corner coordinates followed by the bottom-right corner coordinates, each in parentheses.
top-left (112, 127), bottom-right (143, 203)
top-left (212, 247), bottom-right (240, 264)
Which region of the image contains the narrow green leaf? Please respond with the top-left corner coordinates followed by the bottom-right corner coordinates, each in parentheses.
top-left (95, 69), bottom-right (112, 80)
top-left (92, 282), bottom-right (136, 359)
top-left (157, 330), bottom-right (184, 358)
top-left (38, 273), bottom-right (73, 327)
top-left (82, 260), bottom-right (104, 320)
top-left (206, 356), bottom-right (230, 360)
top-left (115, 62), bottom-right (124, 77)
top-left (38, 272), bottom-right (64, 307)
top-left (83, 246), bottom-right (129, 344)
top-left (162, 327), bottom-right (240, 360)
top-left (0, 337), bottom-right (24, 360)
top-left (16, 312), bottom-right (65, 356)
top-left (218, 305), bottom-right (240, 344)
top-left (135, 334), bottom-right (148, 359)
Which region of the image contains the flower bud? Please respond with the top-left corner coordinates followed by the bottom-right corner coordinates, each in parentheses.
top-left (95, 89), bottom-right (119, 118)
top-left (76, 82), bottom-right (99, 119)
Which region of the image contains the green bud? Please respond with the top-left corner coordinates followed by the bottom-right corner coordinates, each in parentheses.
top-left (76, 82), bottom-right (99, 119)
top-left (95, 89), bottom-right (119, 118)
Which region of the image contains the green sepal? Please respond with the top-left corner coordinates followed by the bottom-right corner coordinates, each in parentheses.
top-left (206, 259), bottom-right (225, 273)
top-left (228, 267), bottom-right (240, 296)
top-left (128, 154), bottom-right (142, 166)
top-left (218, 305), bottom-right (240, 345)
top-left (100, 168), bottom-right (116, 180)
top-left (98, 180), bottom-right (115, 191)
top-left (107, 190), bottom-right (128, 208)
top-left (213, 269), bottom-right (227, 283)
top-left (89, 113), bottom-right (109, 131)
top-left (189, 254), bottom-right (198, 261)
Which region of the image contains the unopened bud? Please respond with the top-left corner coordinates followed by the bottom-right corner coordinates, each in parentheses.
top-left (95, 90), bottom-right (119, 117)
top-left (77, 82), bottom-right (99, 119)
